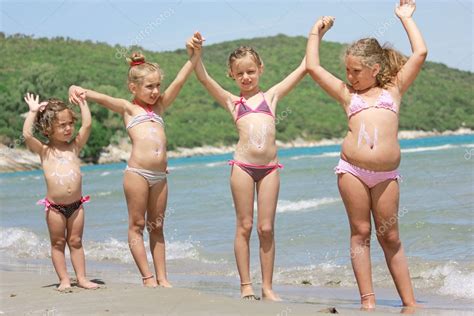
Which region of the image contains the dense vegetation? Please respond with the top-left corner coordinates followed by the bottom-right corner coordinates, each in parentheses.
top-left (1, 33), bottom-right (472, 162)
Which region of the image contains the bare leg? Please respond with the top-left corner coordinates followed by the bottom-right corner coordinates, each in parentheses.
top-left (338, 173), bottom-right (375, 309)
top-left (256, 170), bottom-right (281, 301)
top-left (66, 207), bottom-right (98, 289)
top-left (147, 180), bottom-right (171, 287)
top-left (46, 210), bottom-right (70, 290)
top-left (123, 171), bottom-right (157, 287)
top-left (230, 165), bottom-right (257, 299)
top-left (371, 180), bottom-right (417, 307)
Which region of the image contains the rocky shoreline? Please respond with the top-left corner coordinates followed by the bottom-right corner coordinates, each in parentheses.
top-left (1, 128), bottom-right (472, 173)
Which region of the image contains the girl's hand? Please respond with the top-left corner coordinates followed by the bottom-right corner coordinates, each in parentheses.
top-left (396, 0), bottom-right (416, 19)
top-left (69, 85), bottom-right (87, 105)
top-left (23, 93), bottom-right (47, 113)
top-left (312, 16), bottom-right (335, 37)
top-left (186, 31), bottom-right (205, 57)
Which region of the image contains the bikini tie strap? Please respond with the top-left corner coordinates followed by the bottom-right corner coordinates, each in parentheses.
top-left (277, 163), bottom-right (284, 169)
top-left (36, 198), bottom-right (52, 212)
top-left (81, 195), bottom-right (91, 204)
top-left (228, 160), bottom-right (236, 166)
top-left (233, 97), bottom-right (245, 106)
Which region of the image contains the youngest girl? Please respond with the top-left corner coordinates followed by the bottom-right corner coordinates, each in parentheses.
top-left (23, 93), bottom-right (98, 290)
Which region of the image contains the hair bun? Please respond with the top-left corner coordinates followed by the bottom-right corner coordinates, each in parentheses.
top-left (127, 52), bottom-right (146, 67)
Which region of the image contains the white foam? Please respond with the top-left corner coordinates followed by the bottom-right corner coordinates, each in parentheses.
top-left (205, 161), bottom-right (226, 168)
top-left (401, 144), bottom-right (456, 154)
top-left (85, 238), bottom-right (199, 263)
top-left (95, 191), bottom-right (112, 197)
top-left (277, 197), bottom-right (340, 213)
top-left (290, 152), bottom-right (340, 160)
top-left (0, 227), bottom-right (50, 259)
top-left (419, 262), bottom-right (474, 299)
top-left (0, 227), bottom-right (200, 264)
top-left (100, 171), bottom-right (111, 176)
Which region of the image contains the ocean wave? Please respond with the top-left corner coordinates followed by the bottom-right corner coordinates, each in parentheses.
top-left (0, 227), bottom-right (50, 259)
top-left (416, 261), bottom-right (474, 299)
top-left (290, 152), bottom-right (340, 160)
top-left (0, 227), bottom-right (200, 264)
top-left (272, 260), bottom-right (474, 299)
top-left (401, 144), bottom-right (456, 154)
top-left (205, 161), bottom-right (226, 168)
top-left (277, 197), bottom-right (340, 213)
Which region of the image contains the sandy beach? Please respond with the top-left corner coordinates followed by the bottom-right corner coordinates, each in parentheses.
top-left (0, 270), bottom-right (352, 316)
top-left (1, 265), bottom-right (472, 316)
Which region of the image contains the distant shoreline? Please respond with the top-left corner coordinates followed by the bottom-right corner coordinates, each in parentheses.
top-left (0, 128), bottom-right (472, 173)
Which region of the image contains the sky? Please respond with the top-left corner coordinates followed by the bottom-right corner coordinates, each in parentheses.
top-left (1, 0), bottom-right (473, 72)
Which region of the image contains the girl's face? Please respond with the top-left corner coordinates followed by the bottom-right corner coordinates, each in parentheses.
top-left (230, 55), bottom-right (263, 94)
top-left (345, 55), bottom-right (379, 91)
top-left (131, 71), bottom-right (161, 105)
top-left (50, 109), bottom-right (75, 142)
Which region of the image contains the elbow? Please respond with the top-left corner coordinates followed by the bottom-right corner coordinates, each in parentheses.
top-left (416, 48), bottom-right (428, 61)
top-left (307, 66), bottom-right (322, 81)
top-left (82, 122), bottom-right (92, 131)
top-left (22, 128), bottom-right (33, 140)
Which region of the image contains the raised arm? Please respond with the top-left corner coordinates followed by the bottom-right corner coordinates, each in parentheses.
top-left (193, 33), bottom-right (236, 112)
top-left (22, 93), bottom-right (45, 155)
top-left (73, 100), bottom-right (91, 151)
top-left (266, 57), bottom-right (306, 103)
top-left (158, 33), bottom-right (203, 111)
top-left (69, 85), bottom-right (129, 115)
top-left (306, 16), bottom-right (350, 105)
top-left (394, 0), bottom-right (428, 95)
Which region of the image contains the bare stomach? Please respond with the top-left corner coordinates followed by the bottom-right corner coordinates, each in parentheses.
top-left (341, 132), bottom-right (401, 171)
top-left (234, 139), bottom-right (278, 165)
top-left (128, 144), bottom-right (168, 171)
top-left (44, 181), bottom-right (83, 204)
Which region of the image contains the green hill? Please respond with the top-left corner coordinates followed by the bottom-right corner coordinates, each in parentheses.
top-left (1, 33), bottom-right (472, 162)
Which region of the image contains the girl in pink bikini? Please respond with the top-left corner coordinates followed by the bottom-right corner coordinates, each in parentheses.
top-left (68, 37), bottom-right (201, 287)
top-left (306, 0), bottom-right (426, 309)
top-left (190, 32), bottom-right (306, 301)
top-left (23, 93), bottom-right (98, 291)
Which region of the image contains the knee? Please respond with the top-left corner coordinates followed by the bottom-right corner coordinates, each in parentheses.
top-left (67, 236), bottom-right (83, 249)
top-left (377, 231), bottom-right (401, 251)
top-left (236, 219), bottom-right (253, 237)
top-left (51, 237), bottom-right (67, 250)
top-left (350, 224), bottom-right (372, 244)
top-left (129, 218), bottom-right (146, 234)
top-left (257, 224), bottom-right (274, 239)
top-left (147, 217), bottom-right (164, 232)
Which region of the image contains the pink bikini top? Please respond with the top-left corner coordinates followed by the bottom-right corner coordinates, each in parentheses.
top-left (127, 99), bottom-right (164, 129)
top-left (347, 89), bottom-right (398, 118)
top-left (234, 92), bottom-right (274, 122)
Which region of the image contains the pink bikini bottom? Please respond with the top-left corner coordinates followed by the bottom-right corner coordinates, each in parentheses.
top-left (334, 159), bottom-right (400, 188)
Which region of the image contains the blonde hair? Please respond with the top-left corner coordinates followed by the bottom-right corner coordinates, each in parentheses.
top-left (126, 52), bottom-right (163, 85)
top-left (35, 99), bottom-right (77, 137)
top-left (345, 38), bottom-right (407, 88)
top-left (227, 46), bottom-right (263, 78)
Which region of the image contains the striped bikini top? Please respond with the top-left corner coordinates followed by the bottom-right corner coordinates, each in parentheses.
top-left (234, 92), bottom-right (274, 122)
top-left (347, 89), bottom-right (398, 118)
top-left (126, 100), bottom-right (164, 130)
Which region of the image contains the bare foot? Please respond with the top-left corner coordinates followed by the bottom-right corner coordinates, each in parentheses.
top-left (77, 279), bottom-right (99, 289)
top-left (401, 303), bottom-right (423, 314)
top-left (241, 283), bottom-right (259, 300)
top-left (143, 278), bottom-right (158, 288)
top-left (57, 279), bottom-right (72, 291)
top-left (262, 288), bottom-right (282, 302)
top-left (157, 279), bottom-right (173, 288)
